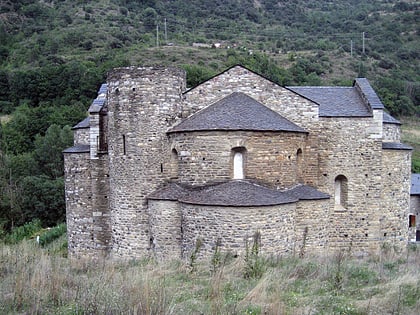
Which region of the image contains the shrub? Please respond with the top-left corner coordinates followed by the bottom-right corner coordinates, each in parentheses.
top-left (4, 219), bottom-right (42, 244)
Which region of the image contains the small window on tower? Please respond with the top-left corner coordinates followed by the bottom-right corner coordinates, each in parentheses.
top-left (409, 215), bottom-right (416, 228)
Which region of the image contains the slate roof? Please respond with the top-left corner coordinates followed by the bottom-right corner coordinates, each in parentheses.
top-left (287, 86), bottom-right (372, 117)
top-left (411, 174), bottom-right (420, 196)
top-left (148, 180), bottom-right (329, 207)
top-left (63, 144), bottom-right (90, 154)
top-left (72, 117), bottom-right (90, 130)
top-left (382, 142), bottom-right (412, 150)
top-left (168, 92), bottom-right (307, 133)
top-left (354, 78), bottom-right (385, 110)
top-left (88, 98), bottom-right (106, 113)
top-left (383, 112), bottom-right (401, 125)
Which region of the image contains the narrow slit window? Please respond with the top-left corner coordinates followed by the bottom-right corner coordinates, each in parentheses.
top-left (409, 215), bottom-right (416, 228)
top-left (123, 135), bottom-right (126, 155)
top-left (334, 175), bottom-right (348, 208)
top-left (232, 147), bottom-right (246, 180)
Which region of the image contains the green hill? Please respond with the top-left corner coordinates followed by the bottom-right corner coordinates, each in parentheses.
top-left (0, 0), bottom-right (418, 231)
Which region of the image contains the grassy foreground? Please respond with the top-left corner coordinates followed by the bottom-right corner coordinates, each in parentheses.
top-left (0, 235), bottom-right (419, 315)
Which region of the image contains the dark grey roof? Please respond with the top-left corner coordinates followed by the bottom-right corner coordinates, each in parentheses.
top-left (168, 92), bottom-right (307, 133)
top-left (148, 180), bottom-right (329, 206)
top-left (88, 98), bottom-right (106, 113)
top-left (63, 144), bottom-right (90, 154)
top-left (98, 83), bottom-right (107, 95)
top-left (354, 78), bottom-right (385, 110)
top-left (287, 86), bottom-right (372, 117)
top-left (72, 117), bottom-right (90, 130)
top-left (383, 112), bottom-right (401, 125)
top-left (411, 174), bottom-right (420, 196)
top-left (288, 184), bottom-right (330, 200)
top-left (382, 142), bottom-right (412, 150)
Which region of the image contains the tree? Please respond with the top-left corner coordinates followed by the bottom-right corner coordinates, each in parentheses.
top-left (33, 124), bottom-right (73, 179)
top-left (143, 7), bottom-right (157, 32)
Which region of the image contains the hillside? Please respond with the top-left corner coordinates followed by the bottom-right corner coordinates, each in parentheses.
top-left (0, 0), bottom-right (418, 231)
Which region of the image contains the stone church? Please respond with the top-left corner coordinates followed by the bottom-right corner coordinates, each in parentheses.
top-left (64, 65), bottom-right (413, 260)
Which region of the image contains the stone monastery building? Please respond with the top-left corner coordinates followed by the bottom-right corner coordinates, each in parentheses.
top-left (64, 65), bottom-right (414, 260)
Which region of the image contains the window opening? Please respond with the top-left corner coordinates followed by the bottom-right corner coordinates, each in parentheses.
top-left (334, 175), bottom-right (348, 208)
top-left (232, 147), bottom-right (246, 180)
top-left (122, 135), bottom-right (126, 155)
top-left (409, 214), bottom-right (416, 228)
top-left (171, 149), bottom-right (179, 179)
top-left (296, 148), bottom-right (303, 182)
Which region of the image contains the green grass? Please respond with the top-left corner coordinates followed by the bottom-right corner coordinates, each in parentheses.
top-left (0, 234), bottom-right (419, 315)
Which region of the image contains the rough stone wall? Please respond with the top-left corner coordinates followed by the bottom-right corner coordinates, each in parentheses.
top-left (317, 117), bottom-right (383, 254)
top-left (181, 203), bottom-right (296, 260)
top-left (381, 149), bottom-right (411, 248)
top-left (73, 128), bottom-right (89, 145)
top-left (383, 123), bottom-right (401, 142)
top-left (183, 66), bottom-right (321, 187)
top-left (294, 199), bottom-right (330, 255)
top-left (90, 157), bottom-right (111, 254)
top-left (170, 131), bottom-right (308, 188)
top-left (148, 200), bottom-right (182, 260)
top-left (64, 152), bottom-right (94, 258)
top-left (409, 196), bottom-right (420, 242)
top-left (106, 67), bottom-right (186, 258)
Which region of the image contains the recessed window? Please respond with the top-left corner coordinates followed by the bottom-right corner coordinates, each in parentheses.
top-left (409, 214), bottom-right (416, 228)
top-left (232, 147), bottom-right (246, 180)
top-left (334, 175), bottom-right (348, 208)
top-left (296, 148), bottom-right (303, 182)
top-left (171, 149), bottom-right (179, 179)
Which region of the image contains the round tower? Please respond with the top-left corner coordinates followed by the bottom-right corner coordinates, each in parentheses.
top-left (106, 67), bottom-right (186, 258)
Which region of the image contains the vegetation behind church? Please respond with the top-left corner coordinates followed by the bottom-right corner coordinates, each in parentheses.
top-left (0, 0), bottom-right (419, 232)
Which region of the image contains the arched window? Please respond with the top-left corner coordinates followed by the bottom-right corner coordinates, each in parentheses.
top-left (232, 147), bottom-right (246, 179)
top-left (170, 149), bottom-right (179, 179)
top-left (296, 148), bottom-right (303, 182)
top-left (334, 175), bottom-right (348, 208)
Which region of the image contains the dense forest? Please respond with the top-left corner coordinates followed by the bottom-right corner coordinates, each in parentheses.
top-left (0, 0), bottom-right (418, 232)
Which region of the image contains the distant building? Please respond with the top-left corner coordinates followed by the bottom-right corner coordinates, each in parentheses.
top-left (409, 174), bottom-right (420, 242)
top-left (64, 65), bottom-right (412, 260)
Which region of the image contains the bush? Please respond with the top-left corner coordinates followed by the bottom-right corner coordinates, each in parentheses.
top-left (38, 223), bottom-right (66, 247)
top-left (4, 219), bottom-right (42, 244)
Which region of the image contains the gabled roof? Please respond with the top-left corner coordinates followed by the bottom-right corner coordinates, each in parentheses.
top-left (411, 174), bottom-right (420, 196)
top-left (383, 112), bottom-right (401, 125)
top-left (287, 86), bottom-right (372, 117)
top-left (72, 117), bottom-right (90, 130)
top-left (168, 92), bottom-right (306, 133)
top-left (148, 180), bottom-right (330, 206)
top-left (354, 78), bottom-right (385, 110)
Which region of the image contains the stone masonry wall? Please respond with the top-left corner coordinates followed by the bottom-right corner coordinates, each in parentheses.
top-left (183, 66), bottom-right (321, 187)
top-left (317, 117), bottom-right (383, 254)
top-left (294, 199), bottom-right (330, 256)
top-left (383, 123), bottom-right (401, 142)
top-left (170, 131), bottom-right (307, 188)
top-left (181, 203), bottom-right (296, 260)
top-left (106, 67), bottom-right (186, 258)
top-left (90, 156), bottom-right (111, 254)
top-left (64, 152), bottom-right (94, 258)
top-left (148, 200), bottom-right (182, 260)
top-left (73, 128), bottom-right (89, 145)
top-left (381, 149), bottom-right (411, 248)
top-left (409, 196), bottom-right (419, 242)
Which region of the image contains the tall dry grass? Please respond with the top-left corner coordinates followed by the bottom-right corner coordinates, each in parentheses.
top-left (0, 238), bottom-right (419, 315)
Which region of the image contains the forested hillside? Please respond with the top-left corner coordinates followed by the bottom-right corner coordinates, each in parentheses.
top-left (0, 0), bottom-right (418, 231)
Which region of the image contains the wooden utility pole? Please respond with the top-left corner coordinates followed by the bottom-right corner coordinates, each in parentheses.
top-left (156, 23), bottom-right (159, 47)
top-left (362, 32), bottom-right (365, 54)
